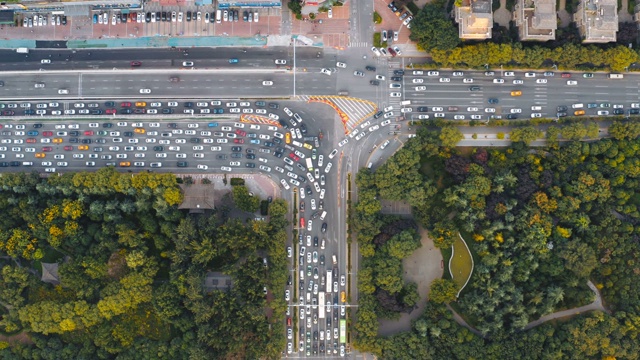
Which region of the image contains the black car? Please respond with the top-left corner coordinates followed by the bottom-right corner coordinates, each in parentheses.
top-left (177, 161), bottom-right (188, 167)
top-left (365, 65), bottom-right (376, 71)
top-left (273, 138), bottom-right (282, 144)
top-left (417, 106), bottom-right (429, 112)
top-left (391, 76), bottom-right (402, 81)
top-left (216, 154), bottom-right (227, 160)
top-left (153, 146), bottom-right (164, 151)
top-left (557, 112), bottom-right (567, 117)
top-left (61, 16), bottom-right (67, 25)
top-left (469, 86), bottom-right (481, 91)
top-left (24, 109), bottom-right (35, 115)
top-left (167, 123), bottom-right (178, 128)
top-left (120, 109), bottom-right (132, 114)
top-left (299, 280), bottom-right (304, 290)
top-left (630, 109), bottom-right (640, 115)
top-left (103, 123), bottom-right (113, 128)
top-left (373, 111), bottom-right (383, 119)
top-left (69, 138), bottom-right (79, 143)
top-left (95, 138), bottom-right (106, 144)
top-left (123, 131), bottom-right (133, 137)
top-left (184, 102), bottom-right (193, 108)
top-left (507, 114), bottom-right (518, 120)
top-left (33, 123), bottom-right (43, 128)
top-left (145, 12), bottom-right (151, 22)
top-left (9, 161), bottom-right (20, 167)
top-left (287, 275), bottom-right (292, 285)
top-left (557, 105), bottom-right (568, 112)
top-left (190, 138), bottom-right (200, 143)
top-left (231, 153), bottom-right (242, 158)
top-left (91, 109), bottom-right (103, 115)
top-left (246, 153), bottom-right (256, 159)
top-left (0, 162), bottom-right (7, 167)
top-left (155, 12), bottom-right (161, 21)
top-left (69, 131), bottom-right (79, 136)
top-left (162, 108), bottom-right (173, 114)
top-left (161, 12), bottom-right (167, 21)
top-left (370, 80), bottom-right (380, 86)
top-left (255, 101), bottom-right (266, 107)
top-left (313, 236), bottom-right (318, 247)
top-left (393, 69), bottom-right (404, 75)
top-left (105, 101), bottom-right (115, 107)
top-left (614, 109), bottom-right (624, 115)
top-left (245, 162), bottom-right (256, 168)
top-left (306, 185), bottom-right (312, 195)
top-left (242, 10), bottom-right (248, 21)
top-left (186, 11), bottom-right (191, 21)
top-left (121, 13), bottom-right (128, 22)
top-left (488, 98), bottom-right (499, 104)
top-left (268, 103), bottom-right (279, 109)
top-left (231, 146), bottom-right (242, 152)
top-left (278, 119), bottom-right (289, 129)
top-left (81, 139), bottom-right (92, 144)
top-left (300, 124), bottom-right (307, 134)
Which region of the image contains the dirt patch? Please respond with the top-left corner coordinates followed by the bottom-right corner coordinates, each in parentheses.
top-left (378, 226), bottom-right (443, 336)
top-left (0, 331), bottom-right (34, 346)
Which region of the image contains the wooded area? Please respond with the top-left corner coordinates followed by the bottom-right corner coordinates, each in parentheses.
top-left (352, 126), bottom-right (640, 358)
top-left (0, 168), bottom-right (289, 359)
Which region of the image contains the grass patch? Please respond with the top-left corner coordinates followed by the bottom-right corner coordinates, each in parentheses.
top-left (492, 0), bottom-right (501, 11)
top-left (618, 0), bottom-right (622, 12)
top-left (32, 247), bottom-right (65, 275)
top-left (373, 11), bottom-right (382, 24)
top-left (407, 1), bottom-right (420, 14)
top-left (373, 32), bottom-right (383, 48)
top-left (506, 0), bottom-right (516, 11)
top-left (557, 0), bottom-right (564, 11)
top-left (440, 247), bottom-right (452, 280)
top-left (630, 0), bottom-right (636, 14)
top-left (450, 234), bottom-right (473, 291)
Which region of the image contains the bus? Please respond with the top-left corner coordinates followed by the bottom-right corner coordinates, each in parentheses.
top-left (318, 292), bottom-right (325, 319)
top-left (326, 270), bottom-right (332, 293)
top-left (340, 319), bottom-right (346, 343)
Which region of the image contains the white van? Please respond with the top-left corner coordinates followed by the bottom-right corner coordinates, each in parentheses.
top-left (306, 292), bottom-right (310, 302)
top-left (608, 73), bottom-right (624, 79)
top-left (216, 10), bottom-right (221, 23)
top-left (531, 106), bottom-right (542, 111)
top-left (320, 211), bottom-right (327, 220)
top-left (332, 255), bottom-right (337, 265)
top-left (58, 89), bottom-right (69, 94)
top-left (22, 161), bottom-right (33, 166)
top-left (572, 103), bottom-right (584, 109)
top-left (400, 100), bottom-right (412, 106)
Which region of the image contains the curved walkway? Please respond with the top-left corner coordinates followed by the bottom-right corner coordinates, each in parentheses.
top-left (448, 280), bottom-right (608, 335)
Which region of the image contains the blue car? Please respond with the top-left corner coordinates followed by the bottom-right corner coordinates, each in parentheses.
top-left (27, 130), bottom-right (38, 136)
top-left (250, 139), bottom-right (260, 145)
top-left (213, 108), bottom-right (224, 114)
top-left (228, 58), bottom-right (239, 64)
top-left (208, 122), bottom-right (219, 127)
top-left (93, 14), bottom-right (98, 24)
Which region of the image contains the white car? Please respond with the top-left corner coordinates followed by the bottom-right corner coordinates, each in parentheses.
top-left (453, 115), bottom-right (465, 120)
top-left (525, 72), bottom-right (536, 78)
top-left (275, 59), bottom-right (287, 65)
top-left (390, 92), bottom-right (401, 97)
top-left (320, 68), bottom-right (332, 75)
top-left (427, 71), bottom-right (439, 76)
top-left (369, 125), bottom-right (380, 132)
top-left (432, 107), bottom-right (444, 112)
top-left (493, 79), bottom-right (505, 84)
top-left (336, 62), bottom-right (347, 68)
top-left (504, 71), bottom-right (515, 76)
top-left (412, 79), bottom-right (424, 83)
top-left (262, 81), bottom-right (273, 86)
top-left (467, 107), bottom-right (478, 112)
top-left (513, 79), bottom-right (523, 84)
top-left (567, 80), bottom-right (578, 85)
top-left (530, 113), bottom-right (542, 118)
top-left (197, 164), bottom-right (208, 170)
top-left (139, 88), bottom-right (151, 94)
top-left (370, 47), bottom-right (382, 56)
top-left (510, 108), bottom-right (522, 113)
top-left (536, 79), bottom-right (547, 84)
top-left (415, 86), bottom-right (426, 91)
top-left (485, 108), bottom-right (496, 113)
top-left (463, 78), bottom-right (473, 83)
top-left (439, 78), bottom-right (450, 83)
top-left (470, 115), bottom-right (482, 120)
top-left (381, 120), bottom-right (391, 126)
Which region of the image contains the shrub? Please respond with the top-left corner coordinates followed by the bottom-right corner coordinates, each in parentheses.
top-left (230, 178), bottom-right (245, 186)
top-left (492, 0), bottom-right (501, 11)
top-left (373, 11), bottom-right (382, 24)
top-left (373, 32), bottom-right (382, 48)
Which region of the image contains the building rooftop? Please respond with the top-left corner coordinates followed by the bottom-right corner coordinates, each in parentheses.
top-left (455, 0), bottom-right (493, 39)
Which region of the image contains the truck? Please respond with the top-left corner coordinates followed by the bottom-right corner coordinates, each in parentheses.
top-left (306, 158), bottom-right (313, 171)
top-left (326, 270), bottom-right (332, 293)
top-left (318, 292), bottom-right (325, 319)
top-left (16, 48), bottom-right (29, 54)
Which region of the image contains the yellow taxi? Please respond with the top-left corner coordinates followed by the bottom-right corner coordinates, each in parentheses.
top-left (285, 132), bottom-right (291, 144)
top-left (510, 90), bottom-right (522, 96)
top-left (303, 143), bottom-right (313, 150)
top-left (134, 127), bottom-right (145, 134)
top-left (574, 110), bottom-right (585, 116)
top-left (78, 145), bottom-right (89, 150)
top-left (135, 102), bottom-right (146, 107)
top-left (119, 161), bottom-right (131, 167)
top-left (53, 138), bottom-right (63, 144)
top-left (35, 153), bottom-right (45, 158)
top-left (341, 291), bottom-right (346, 303)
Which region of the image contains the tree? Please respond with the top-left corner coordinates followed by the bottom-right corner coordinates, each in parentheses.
top-left (439, 126), bottom-right (464, 148)
top-left (558, 240), bottom-right (598, 278)
top-left (232, 185), bottom-right (260, 213)
top-left (609, 121), bottom-right (640, 140)
top-left (428, 279), bottom-right (458, 304)
top-left (510, 126), bottom-right (543, 145)
top-left (409, 4), bottom-right (460, 52)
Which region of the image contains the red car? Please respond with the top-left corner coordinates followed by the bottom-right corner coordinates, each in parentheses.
top-left (105, 109), bottom-right (117, 114)
top-left (300, 217), bottom-right (305, 228)
top-left (42, 146), bottom-right (52, 152)
top-left (387, 47), bottom-right (397, 57)
top-left (121, 102), bottom-right (132, 107)
top-left (26, 138), bottom-right (36, 143)
top-left (130, 61), bottom-right (142, 67)
top-left (42, 131), bottom-right (53, 137)
top-left (234, 138), bottom-right (244, 144)
top-left (84, 130), bottom-right (94, 136)
top-left (561, 73), bottom-right (571, 78)
top-left (289, 152), bottom-right (300, 161)
top-left (235, 129), bottom-right (246, 136)
top-left (2, 110), bottom-right (14, 116)
top-left (63, 146), bottom-right (73, 151)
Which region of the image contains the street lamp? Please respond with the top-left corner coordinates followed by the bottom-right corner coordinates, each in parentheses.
top-left (552, 64), bottom-right (557, 70)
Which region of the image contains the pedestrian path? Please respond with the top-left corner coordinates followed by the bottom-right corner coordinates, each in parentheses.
top-left (298, 95), bottom-right (377, 134)
top-left (348, 41), bottom-right (369, 48)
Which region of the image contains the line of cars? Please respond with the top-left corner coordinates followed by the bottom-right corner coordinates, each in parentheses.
top-left (21, 14), bottom-right (67, 28)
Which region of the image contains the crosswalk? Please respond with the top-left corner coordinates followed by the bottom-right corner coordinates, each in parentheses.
top-left (297, 95), bottom-right (377, 134)
top-left (347, 41), bottom-right (369, 48)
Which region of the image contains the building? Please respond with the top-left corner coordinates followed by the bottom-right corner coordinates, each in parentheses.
top-left (203, 271), bottom-right (234, 292)
top-left (574, 0), bottom-right (618, 43)
top-left (513, 0), bottom-right (557, 41)
top-left (455, 0), bottom-right (493, 40)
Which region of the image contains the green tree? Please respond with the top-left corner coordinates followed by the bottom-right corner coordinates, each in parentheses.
top-left (409, 4), bottom-right (460, 52)
top-left (439, 126), bottom-right (464, 148)
top-left (609, 121), bottom-right (640, 140)
top-left (558, 240), bottom-right (598, 278)
top-left (429, 279), bottom-right (458, 304)
top-left (232, 185), bottom-right (260, 213)
top-left (510, 126), bottom-right (543, 145)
